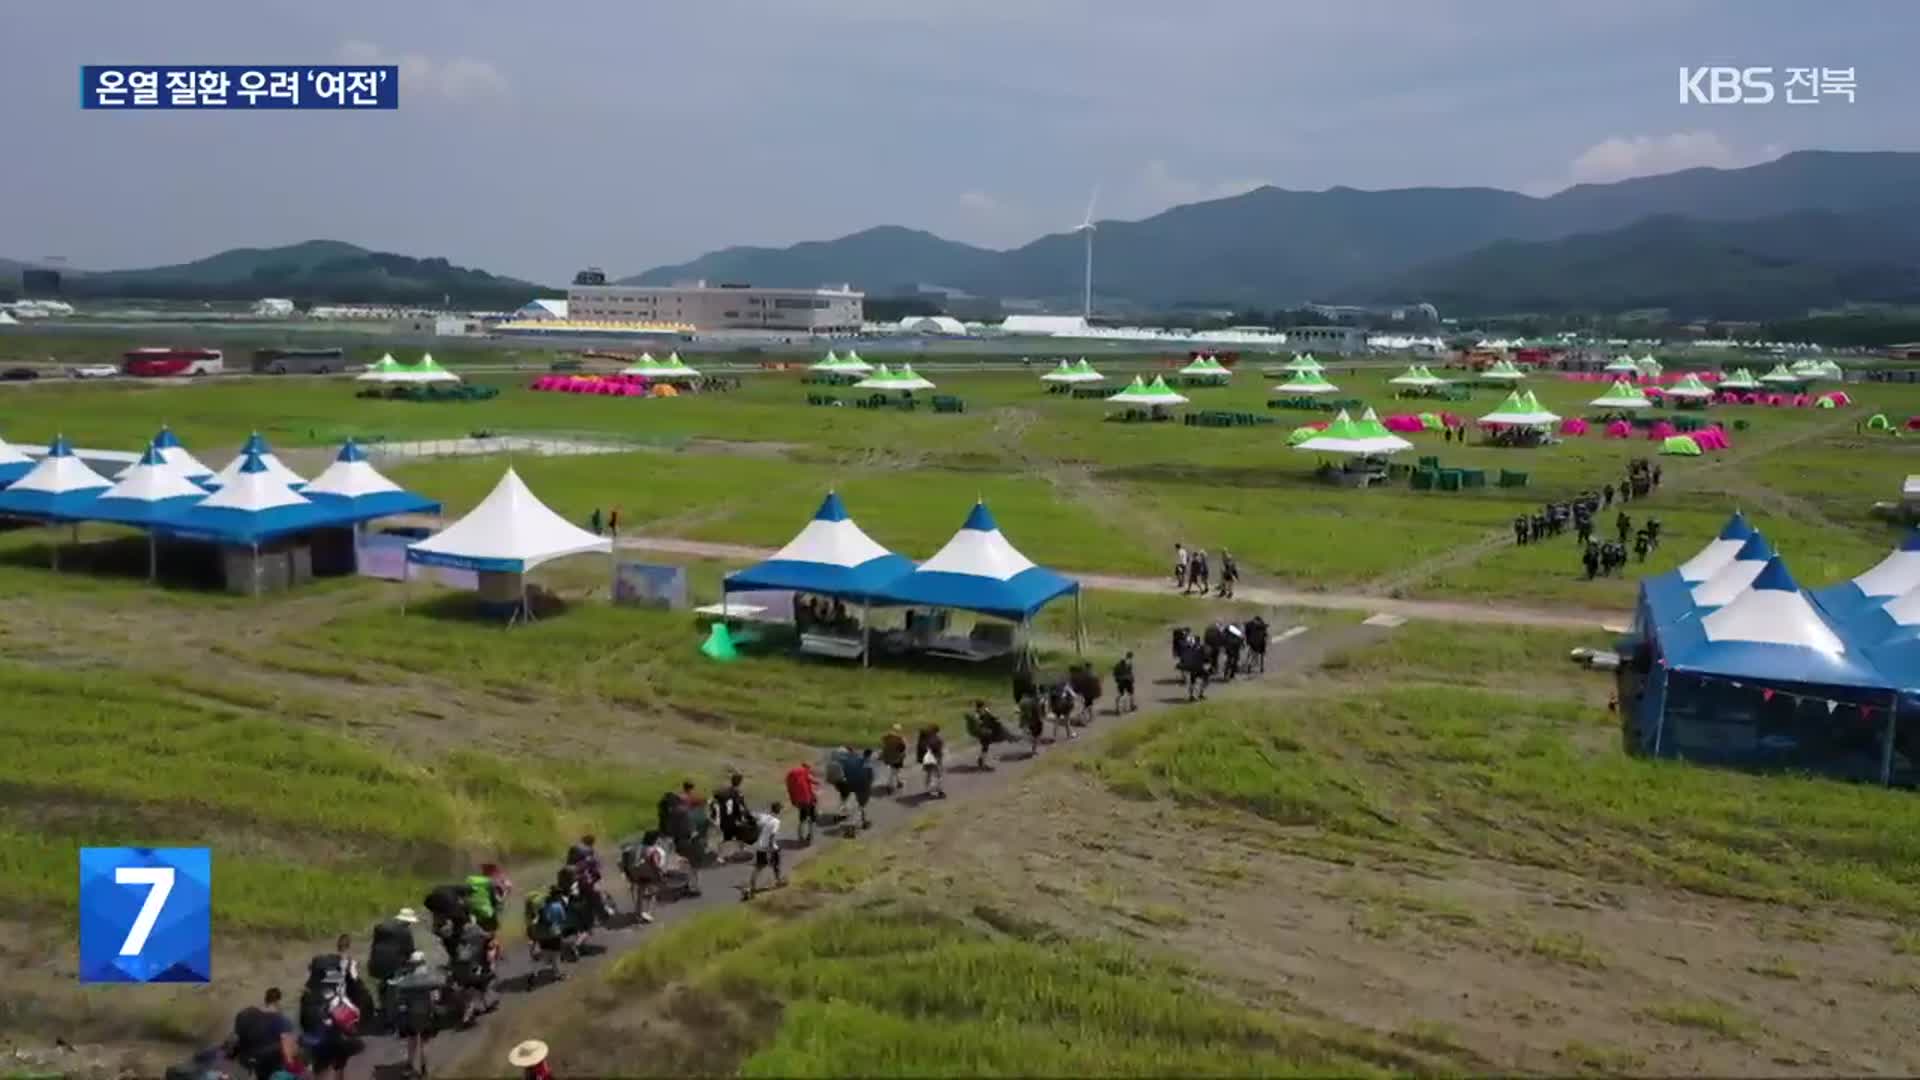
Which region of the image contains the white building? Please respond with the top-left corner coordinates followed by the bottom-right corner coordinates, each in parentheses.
top-left (567, 279), bottom-right (862, 334)
top-left (898, 315), bottom-right (968, 336)
top-left (999, 314), bottom-right (1091, 336)
top-left (252, 298), bottom-right (295, 318)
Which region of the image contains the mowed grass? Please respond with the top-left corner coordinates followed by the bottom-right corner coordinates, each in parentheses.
top-left (0, 662), bottom-right (691, 934)
top-left (1086, 663), bottom-right (1920, 915)
top-left (598, 896), bottom-right (1419, 1077)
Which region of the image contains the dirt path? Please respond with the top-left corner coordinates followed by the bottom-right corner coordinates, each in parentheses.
top-left (337, 615), bottom-right (1360, 1079)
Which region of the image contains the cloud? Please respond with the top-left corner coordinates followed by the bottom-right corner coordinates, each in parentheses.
top-left (338, 40), bottom-right (509, 103)
top-left (1126, 160), bottom-right (1268, 217)
top-left (957, 190), bottom-right (1001, 214)
top-left (1566, 132), bottom-right (1783, 185)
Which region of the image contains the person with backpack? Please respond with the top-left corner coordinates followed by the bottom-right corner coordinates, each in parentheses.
top-left (878, 726), bottom-right (908, 794)
top-left (1217, 550), bottom-right (1239, 598)
top-left (447, 921), bottom-right (500, 1025)
top-left (1068, 663), bottom-right (1102, 723)
top-left (831, 746), bottom-right (875, 830)
top-left (1018, 691), bottom-right (1045, 755)
top-left (227, 987), bottom-right (297, 1080)
top-left (1180, 638), bottom-right (1212, 701)
top-left (387, 952), bottom-right (446, 1079)
top-left (966, 700), bottom-right (1009, 770)
top-left (366, 908), bottom-right (419, 1031)
top-left (298, 966), bottom-right (363, 1080)
top-left (1173, 543), bottom-right (1188, 591)
top-left (916, 724), bottom-right (946, 798)
top-left (784, 760), bottom-right (820, 845)
top-left (1048, 682), bottom-right (1077, 743)
top-left (1112, 651), bottom-right (1136, 713)
top-left (1221, 625), bottom-right (1244, 681)
top-left (466, 864), bottom-right (509, 935)
top-left (328, 934), bottom-right (373, 1019)
top-left (422, 882), bottom-right (471, 962)
top-left (744, 801), bottom-right (787, 899)
top-left (710, 774), bottom-right (754, 863)
top-left (659, 786), bottom-right (703, 897)
top-left (1243, 617), bottom-right (1269, 675)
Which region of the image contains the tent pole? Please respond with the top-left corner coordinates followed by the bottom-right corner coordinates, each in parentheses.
top-left (48, 524), bottom-right (58, 571)
top-left (1074, 590), bottom-right (1084, 657)
top-left (521, 577), bottom-right (530, 625)
top-left (1882, 695), bottom-right (1898, 787)
top-left (401, 559), bottom-right (410, 614)
top-left (861, 598), bottom-right (871, 669)
top-left (251, 542), bottom-right (260, 597)
top-left (147, 531), bottom-right (157, 583)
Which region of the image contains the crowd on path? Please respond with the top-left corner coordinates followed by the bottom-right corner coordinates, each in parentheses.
top-left (202, 635), bottom-right (1230, 1080)
top-left (1508, 460), bottom-right (1665, 581)
top-left (1172, 543), bottom-right (1240, 598)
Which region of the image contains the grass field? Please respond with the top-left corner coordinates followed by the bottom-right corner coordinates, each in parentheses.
top-left (4, 340), bottom-right (1920, 1071)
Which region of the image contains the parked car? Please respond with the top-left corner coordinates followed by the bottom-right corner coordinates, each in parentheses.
top-left (2, 367), bottom-right (41, 381)
top-left (68, 364), bottom-right (119, 380)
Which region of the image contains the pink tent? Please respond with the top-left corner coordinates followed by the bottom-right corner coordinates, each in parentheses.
top-left (1699, 371), bottom-right (1721, 382)
top-left (1440, 411), bottom-right (1464, 427)
top-left (1765, 394), bottom-right (1787, 407)
top-left (1825, 391), bottom-right (1852, 406)
top-left (1791, 393), bottom-right (1811, 407)
top-left (1384, 414), bottom-right (1424, 432)
top-left (1907, 417), bottom-right (1920, 431)
top-left (1560, 418), bottom-right (1590, 435)
top-left (1649, 420), bottom-right (1677, 440)
top-left (1606, 420), bottom-right (1632, 439)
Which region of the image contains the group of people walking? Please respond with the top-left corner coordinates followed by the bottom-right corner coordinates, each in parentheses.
top-left (1173, 617), bottom-right (1269, 700)
top-left (1172, 543), bottom-right (1239, 597)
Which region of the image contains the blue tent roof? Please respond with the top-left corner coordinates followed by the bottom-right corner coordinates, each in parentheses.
top-left (300, 489), bottom-right (441, 518)
top-left (1814, 529), bottom-right (1920, 627)
top-left (1642, 531), bottom-right (1774, 629)
top-left (1658, 558), bottom-right (1893, 691)
top-left (0, 436), bottom-right (110, 521)
top-left (152, 426), bottom-right (182, 450)
top-left (723, 492), bottom-right (917, 600)
top-left (870, 502), bottom-right (1079, 620)
top-left (0, 462), bottom-right (31, 488)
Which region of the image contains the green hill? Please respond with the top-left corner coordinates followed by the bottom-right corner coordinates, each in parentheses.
top-left (54, 241), bottom-right (552, 306)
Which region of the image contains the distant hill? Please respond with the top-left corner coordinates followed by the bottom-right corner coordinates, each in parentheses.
top-left (4, 240), bottom-right (552, 306)
top-left (1351, 206), bottom-right (1920, 319)
top-left (619, 150), bottom-right (1920, 315)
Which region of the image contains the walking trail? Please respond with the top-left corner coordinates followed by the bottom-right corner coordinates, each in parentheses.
top-left (608, 534), bottom-right (1625, 630)
top-left (342, 617), bottom-right (1391, 1079)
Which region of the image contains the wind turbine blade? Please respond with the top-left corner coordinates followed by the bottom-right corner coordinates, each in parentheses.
top-left (1081, 183), bottom-right (1100, 228)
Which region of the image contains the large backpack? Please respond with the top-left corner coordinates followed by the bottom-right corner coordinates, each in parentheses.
top-left (424, 883), bottom-right (468, 922)
top-left (368, 920), bottom-right (412, 981)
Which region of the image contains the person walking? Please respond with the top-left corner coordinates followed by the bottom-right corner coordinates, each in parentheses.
top-left (1112, 651), bottom-right (1136, 713)
top-left (1616, 511), bottom-right (1631, 545)
top-left (1047, 682), bottom-right (1078, 743)
top-left (298, 967), bottom-right (364, 1080)
top-left (1582, 541), bottom-right (1600, 581)
top-left (1190, 549), bottom-right (1210, 595)
top-left (878, 726), bottom-right (908, 794)
top-left (744, 802), bottom-right (786, 899)
top-left (783, 757), bottom-right (821, 841)
top-left (967, 700), bottom-right (1008, 770)
top-left (1173, 543), bottom-right (1188, 591)
top-left (841, 749), bottom-right (875, 831)
top-left (1243, 616), bottom-right (1268, 675)
top-left (1217, 549), bottom-right (1239, 598)
top-left (710, 773), bottom-right (753, 864)
top-left (588, 508), bottom-right (603, 536)
top-left (1018, 691), bottom-right (1045, 754)
top-left (607, 506), bottom-right (621, 538)
top-left (916, 724), bottom-right (946, 798)
top-left (228, 987), bottom-right (298, 1080)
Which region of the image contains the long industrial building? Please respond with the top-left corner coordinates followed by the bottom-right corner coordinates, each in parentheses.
top-left (566, 277), bottom-right (863, 334)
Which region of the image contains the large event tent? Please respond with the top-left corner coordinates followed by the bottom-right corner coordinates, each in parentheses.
top-left (1674, 510), bottom-right (1755, 583)
top-left (1480, 359), bottom-right (1525, 381)
top-left (0, 436), bottom-right (112, 520)
top-left (205, 433), bottom-right (306, 490)
top-left (873, 501), bottom-right (1081, 632)
top-left (1604, 354), bottom-right (1641, 374)
top-left (1040, 358), bottom-right (1104, 385)
top-left (136, 425), bottom-right (214, 482)
top-left (651, 352), bottom-right (702, 381)
top-left (1478, 391), bottom-right (1559, 427)
top-left (723, 492), bottom-right (915, 601)
top-left (1759, 363), bottom-right (1802, 384)
top-left (357, 354), bottom-right (404, 381)
top-left (86, 444), bottom-right (210, 578)
top-left (301, 440), bottom-right (441, 519)
top-left (407, 467), bottom-right (610, 575)
top-left (1274, 370), bottom-right (1338, 395)
top-left (1589, 379), bottom-right (1652, 409)
top-left (1389, 365), bottom-right (1448, 388)
top-left (1107, 375), bottom-right (1188, 407)
top-left (1295, 409), bottom-right (1411, 456)
top-left (1718, 368), bottom-right (1761, 390)
top-left (1664, 373), bottom-right (1714, 401)
top-left (165, 453), bottom-right (338, 547)
top-left (1178, 356), bottom-right (1231, 382)
top-left (1815, 530), bottom-right (1920, 627)
top-left (1281, 354), bottom-right (1323, 374)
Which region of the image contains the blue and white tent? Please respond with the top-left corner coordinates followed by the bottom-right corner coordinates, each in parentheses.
top-left (204, 432), bottom-right (305, 490)
top-left (1661, 558), bottom-right (1879, 687)
top-left (872, 501), bottom-right (1079, 622)
top-left (87, 443), bottom-right (209, 529)
top-left (164, 452), bottom-right (340, 546)
top-left (1688, 532), bottom-right (1777, 609)
top-left (0, 435), bottom-right (112, 520)
top-left (0, 432), bottom-right (34, 488)
top-left (723, 492), bottom-right (915, 600)
top-left (1815, 530), bottom-right (1920, 628)
top-left (137, 425), bottom-right (214, 482)
top-left (407, 466), bottom-right (609, 574)
top-left (1675, 511), bottom-right (1755, 583)
top-left (300, 440), bottom-right (440, 519)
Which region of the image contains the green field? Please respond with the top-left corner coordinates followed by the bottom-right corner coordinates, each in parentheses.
top-left (2, 345), bottom-right (1918, 1070)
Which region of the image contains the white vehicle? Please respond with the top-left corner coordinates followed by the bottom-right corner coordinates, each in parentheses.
top-left (67, 364), bottom-right (119, 380)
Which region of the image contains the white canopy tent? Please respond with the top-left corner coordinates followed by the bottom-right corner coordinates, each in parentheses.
top-left (406, 467), bottom-right (613, 621)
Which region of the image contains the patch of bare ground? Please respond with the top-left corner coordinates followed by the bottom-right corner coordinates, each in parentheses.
top-left (915, 764), bottom-right (1920, 1075)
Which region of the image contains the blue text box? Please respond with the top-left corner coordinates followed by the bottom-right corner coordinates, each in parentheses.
top-left (81, 66), bottom-right (398, 109)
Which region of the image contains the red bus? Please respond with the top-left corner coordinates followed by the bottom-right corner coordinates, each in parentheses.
top-left (122, 347), bottom-right (225, 377)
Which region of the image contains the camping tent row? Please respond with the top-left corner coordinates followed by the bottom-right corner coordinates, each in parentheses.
top-left (721, 493), bottom-right (1080, 652)
top-left (620, 352), bottom-right (702, 380)
top-left (357, 353), bottom-right (461, 384)
top-left (1478, 390), bottom-right (1560, 427)
top-left (1294, 408), bottom-right (1413, 456)
top-left (1388, 364), bottom-right (1449, 388)
top-left (0, 433), bottom-right (437, 571)
top-left (853, 363), bottom-right (936, 392)
top-left (1107, 375), bottom-right (1189, 406)
top-left (1623, 513), bottom-right (1920, 785)
top-left (1040, 358), bottom-right (1105, 384)
top-left (809, 349), bottom-right (874, 375)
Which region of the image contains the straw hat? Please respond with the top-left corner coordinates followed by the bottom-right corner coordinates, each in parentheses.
top-left (395, 907), bottom-right (420, 924)
top-left (509, 1040), bottom-right (550, 1068)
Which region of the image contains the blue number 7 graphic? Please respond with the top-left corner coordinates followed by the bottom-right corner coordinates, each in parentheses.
top-left (114, 866), bottom-right (175, 956)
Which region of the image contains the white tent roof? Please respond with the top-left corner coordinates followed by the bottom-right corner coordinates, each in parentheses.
top-left (1701, 560), bottom-right (1847, 652)
top-left (10, 439), bottom-right (112, 494)
top-left (198, 454), bottom-right (310, 512)
top-left (206, 434), bottom-right (305, 489)
top-left (407, 467), bottom-right (611, 573)
top-left (0, 432), bottom-right (33, 467)
top-left (1691, 552), bottom-right (1769, 607)
top-left (302, 441), bottom-right (403, 498)
top-left (103, 445), bottom-right (209, 503)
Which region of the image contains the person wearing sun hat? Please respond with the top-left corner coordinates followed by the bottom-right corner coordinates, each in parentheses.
top-left (509, 1039), bottom-right (552, 1080)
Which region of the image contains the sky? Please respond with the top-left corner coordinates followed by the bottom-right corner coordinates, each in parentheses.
top-left (3, 0), bottom-right (1915, 284)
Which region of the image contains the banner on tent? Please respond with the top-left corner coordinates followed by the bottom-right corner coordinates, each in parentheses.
top-left (613, 562), bottom-right (687, 610)
top-left (357, 534), bottom-right (477, 589)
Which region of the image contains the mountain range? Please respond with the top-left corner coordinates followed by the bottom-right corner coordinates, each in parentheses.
top-left (6, 151), bottom-right (1919, 317)
top-left (626, 150), bottom-right (1920, 317)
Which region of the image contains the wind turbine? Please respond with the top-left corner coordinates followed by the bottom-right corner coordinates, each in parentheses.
top-left (1074, 185), bottom-right (1099, 322)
